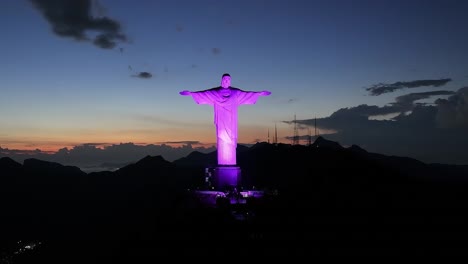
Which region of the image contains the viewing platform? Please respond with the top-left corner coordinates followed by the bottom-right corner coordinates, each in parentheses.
top-left (191, 188), bottom-right (265, 207)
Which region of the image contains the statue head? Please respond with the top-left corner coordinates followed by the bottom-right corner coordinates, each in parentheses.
top-left (221, 73), bottom-right (231, 88)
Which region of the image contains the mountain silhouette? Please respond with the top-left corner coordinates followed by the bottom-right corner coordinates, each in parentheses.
top-left (0, 157), bottom-right (22, 177)
top-left (348, 144), bottom-right (367, 154)
top-left (23, 158), bottom-right (86, 176)
top-left (173, 150), bottom-right (216, 167)
top-left (1, 137), bottom-right (468, 260)
top-left (0, 156), bottom-right (22, 169)
top-left (311, 135), bottom-right (344, 150)
top-left (115, 155), bottom-right (173, 174)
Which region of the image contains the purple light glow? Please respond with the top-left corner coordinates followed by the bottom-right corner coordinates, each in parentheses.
top-left (213, 166), bottom-right (241, 188)
top-left (180, 74), bottom-right (271, 166)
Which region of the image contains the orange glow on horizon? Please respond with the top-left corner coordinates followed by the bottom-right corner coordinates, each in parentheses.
top-left (0, 124), bottom-right (330, 153)
top-left (0, 140), bottom-right (217, 154)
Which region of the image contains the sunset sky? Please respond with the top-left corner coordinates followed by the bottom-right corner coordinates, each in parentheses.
top-left (1, 0), bottom-right (467, 166)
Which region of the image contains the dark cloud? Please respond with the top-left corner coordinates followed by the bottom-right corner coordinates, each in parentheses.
top-left (285, 87), bottom-right (468, 165)
top-left (132, 72), bottom-right (152, 79)
top-left (30, 0), bottom-right (127, 49)
top-left (322, 91), bottom-right (456, 120)
top-left (282, 120), bottom-right (309, 130)
top-left (211, 48), bottom-right (221, 55)
top-left (92, 0), bottom-right (107, 17)
top-left (80, 143), bottom-right (109, 147)
top-left (329, 104), bottom-right (402, 119)
top-left (274, 98), bottom-right (298, 105)
top-left (392, 90), bottom-right (455, 108)
top-left (93, 33), bottom-right (118, 49)
top-left (435, 87), bottom-right (468, 129)
top-left (176, 24), bottom-right (184, 32)
top-left (162, 141), bottom-right (200, 145)
top-left (365, 78), bottom-right (452, 96)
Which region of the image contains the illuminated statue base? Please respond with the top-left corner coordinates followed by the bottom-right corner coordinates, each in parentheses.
top-left (192, 166), bottom-right (269, 212)
top-left (213, 166), bottom-right (241, 190)
top-left (192, 166), bottom-right (271, 219)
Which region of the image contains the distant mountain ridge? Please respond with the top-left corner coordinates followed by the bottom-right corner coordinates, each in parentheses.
top-left (1, 136), bottom-right (467, 178)
top-left (2, 136), bottom-right (468, 260)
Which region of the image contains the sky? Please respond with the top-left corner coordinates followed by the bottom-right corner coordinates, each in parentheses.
top-left (1, 0), bottom-right (468, 169)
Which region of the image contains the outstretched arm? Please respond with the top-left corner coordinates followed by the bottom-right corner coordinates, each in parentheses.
top-left (237, 89), bottom-right (271, 104)
top-left (179, 89), bottom-right (216, 105)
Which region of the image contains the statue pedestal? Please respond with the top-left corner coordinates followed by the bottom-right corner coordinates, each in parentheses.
top-left (213, 166), bottom-right (241, 190)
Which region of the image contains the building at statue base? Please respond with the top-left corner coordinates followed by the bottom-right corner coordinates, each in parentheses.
top-left (191, 164), bottom-right (267, 211)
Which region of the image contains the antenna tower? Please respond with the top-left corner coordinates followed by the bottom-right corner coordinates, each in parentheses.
top-left (274, 123), bottom-right (278, 144)
top-left (267, 128), bottom-right (270, 143)
top-left (315, 116), bottom-right (318, 138)
top-left (293, 114), bottom-right (299, 145)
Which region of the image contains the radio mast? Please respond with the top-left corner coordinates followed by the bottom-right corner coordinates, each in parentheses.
top-left (293, 114), bottom-right (299, 145)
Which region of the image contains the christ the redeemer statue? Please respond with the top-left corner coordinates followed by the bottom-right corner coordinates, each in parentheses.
top-left (180, 73), bottom-right (271, 166)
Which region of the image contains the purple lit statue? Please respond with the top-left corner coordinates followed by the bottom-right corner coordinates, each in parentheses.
top-left (180, 73), bottom-right (271, 166)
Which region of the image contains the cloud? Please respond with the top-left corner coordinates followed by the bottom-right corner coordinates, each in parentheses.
top-left (365, 78), bottom-right (452, 96)
top-left (211, 48), bottom-right (221, 55)
top-left (30, 0), bottom-right (127, 49)
top-left (435, 87), bottom-right (468, 129)
top-left (392, 90), bottom-right (455, 108)
top-left (79, 142), bottom-right (110, 147)
top-left (281, 120), bottom-right (309, 130)
top-left (176, 24), bottom-right (184, 32)
top-left (162, 141), bottom-right (200, 145)
top-left (321, 91), bottom-right (456, 121)
top-left (285, 87), bottom-right (468, 164)
top-left (1, 142), bottom-right (216, 172)
top-left (274, 98), bottom-right (299, 105)
top-left (132, 72), bottom-right (152, 79)
top-left (284, 135), bottom-right (314, 141)
top-left (225, 19), bottom-right (235, 25)
top-left (329, 104), bottom-right (402, 119)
